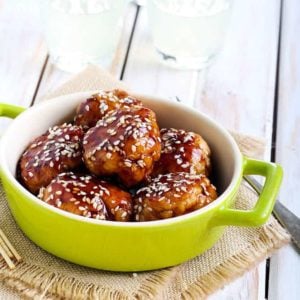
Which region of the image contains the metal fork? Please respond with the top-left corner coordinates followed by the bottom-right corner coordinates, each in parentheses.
top-left (0, 229), bottom-right (22, 269)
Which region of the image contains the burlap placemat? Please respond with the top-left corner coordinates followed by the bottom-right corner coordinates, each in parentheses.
top-left (0, 65), bottom-right (290, 299)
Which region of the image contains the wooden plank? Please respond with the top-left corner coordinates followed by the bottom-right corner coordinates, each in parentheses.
top-left (209, 263), bottom-right (266, 300)
top-left (193, 0), bottom-right (280, 141)
top-left (122, 1), bottom-right (281, 299)
top-left (34, 3), bottom-right (138, 101)
top-left (268, 0), bottom-right (300, 299)
top-left (0, 1), bottom-right (46, 298)
top-left (0, 0), bottom-right (47, 131)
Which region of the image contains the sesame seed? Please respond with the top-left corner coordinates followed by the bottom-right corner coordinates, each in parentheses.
top-left (137, 160), bottom-right (145, 168)
top-left (56, 200), bottom-right (62, 207)
top-left (176, 158), bottom-right (183, 165)
top-left (124, 160), bottom-right (132, 167)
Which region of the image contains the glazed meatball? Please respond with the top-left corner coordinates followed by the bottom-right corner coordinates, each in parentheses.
top-left (38, 172), bottom-right (133, 221)
top-left (74, 89), bottom-right (143, 130)
top-left (19, 123), bottom-right (84, 194)
top-left (83, 106), bottom-right (161, 187)
top-left (134, 172), bottom-right (217, 221)
top-left (152, 128), bottom-right (211, 177)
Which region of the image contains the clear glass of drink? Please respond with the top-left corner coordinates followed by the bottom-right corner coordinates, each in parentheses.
top-left (147, 0), bottom-right (233, 69)
top-left (41, 0), bottom-right (126, 72)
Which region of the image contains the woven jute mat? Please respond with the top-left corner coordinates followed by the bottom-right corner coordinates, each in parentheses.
top-left (0, 65), bottom-right (290, 299)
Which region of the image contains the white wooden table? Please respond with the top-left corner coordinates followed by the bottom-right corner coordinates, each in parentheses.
top-left (0, 1), bottom-right (299, 299)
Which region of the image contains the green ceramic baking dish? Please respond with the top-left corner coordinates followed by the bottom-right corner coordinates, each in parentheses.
top-left (0, 92), bottom-right (283, 271)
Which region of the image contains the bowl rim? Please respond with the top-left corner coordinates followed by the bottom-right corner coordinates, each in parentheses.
top-left (0, 91), bottom-right (243, 228)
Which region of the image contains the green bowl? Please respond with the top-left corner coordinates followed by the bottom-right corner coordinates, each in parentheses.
top-left (0, 92), bottom-right (283, 271)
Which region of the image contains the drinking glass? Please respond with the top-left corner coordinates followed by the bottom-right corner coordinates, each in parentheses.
top-left (41, 0), bottom-right (126, 72)
top-left (147, 0), bottom-right (233, 69)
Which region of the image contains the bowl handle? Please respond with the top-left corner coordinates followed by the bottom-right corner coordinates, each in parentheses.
top-left (0, 103), bottom-right (25, 119)
top-left (213, 156), bottom-right (283, 227)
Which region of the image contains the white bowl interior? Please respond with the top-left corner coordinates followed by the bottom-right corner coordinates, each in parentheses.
top-left (0, 91), bottom-right (242, 224)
